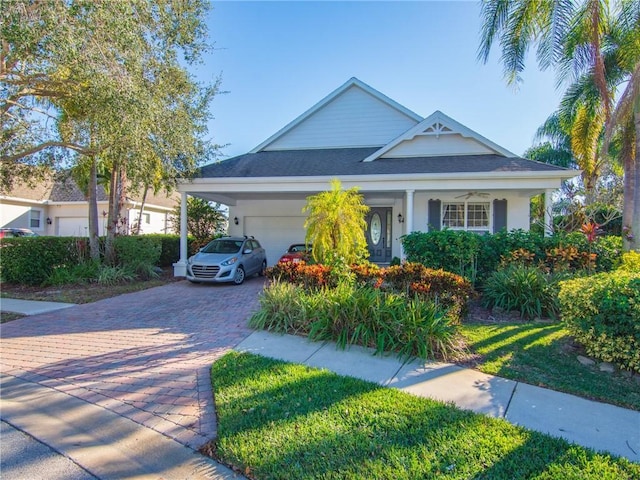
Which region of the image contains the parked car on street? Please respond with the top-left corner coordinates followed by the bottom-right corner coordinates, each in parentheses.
top-left (278, 243), bottom-right (312, 263)
top-left (186, 236), bottom-right (266, 285)
top-left (0, 228), bottom-right (38, 238)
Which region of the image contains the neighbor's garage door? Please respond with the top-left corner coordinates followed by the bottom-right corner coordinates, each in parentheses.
top-left (57, 217), bottom-right (89, 237)
top-left (244, 216), bottom-right (306, 266)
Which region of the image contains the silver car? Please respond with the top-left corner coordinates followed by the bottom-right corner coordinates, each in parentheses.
top-left (186, 236), bottom-right (267, 285)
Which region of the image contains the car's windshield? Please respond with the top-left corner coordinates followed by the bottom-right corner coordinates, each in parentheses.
top-left (202, 239), bottom-right (243, 254)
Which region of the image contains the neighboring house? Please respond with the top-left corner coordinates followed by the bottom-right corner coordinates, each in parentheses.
top-left (0, 174), bottom-right (177, 237)
top-left (175, 77), bottom-right (579, 273)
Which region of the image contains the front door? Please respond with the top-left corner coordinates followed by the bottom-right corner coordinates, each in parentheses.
top-left (366, 208), bottom-right (392, 263)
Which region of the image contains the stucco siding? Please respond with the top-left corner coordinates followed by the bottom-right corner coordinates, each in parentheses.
top-left (265, 86), bottom-right (418, 151)
top-left (0, 203), bottom-right (33, 230)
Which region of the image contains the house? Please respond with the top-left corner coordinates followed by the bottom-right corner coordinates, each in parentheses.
top-left (0, 173), bottom-right (177, 237)
top-left (174, 77), bottom-right (579, 273)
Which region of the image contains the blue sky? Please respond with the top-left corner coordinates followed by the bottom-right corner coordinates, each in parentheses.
top-left (198, 1), bottom-right (564, 160)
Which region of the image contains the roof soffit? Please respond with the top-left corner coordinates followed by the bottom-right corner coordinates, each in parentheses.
top-left (363, 110), bottom-right (518, 162)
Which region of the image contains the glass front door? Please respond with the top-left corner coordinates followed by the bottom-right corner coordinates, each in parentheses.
top-left (366, 208), bottom-right (392, 263)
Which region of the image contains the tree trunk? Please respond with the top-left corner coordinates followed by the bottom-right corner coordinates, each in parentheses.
top-left (104, 162), bottom-right (127, 264)
top-left (583, 172), bottom-right (597, 206)
top-left (134, 185), bottom-right (149, 235)
top-left (87, 155), bottom-right (100, 260)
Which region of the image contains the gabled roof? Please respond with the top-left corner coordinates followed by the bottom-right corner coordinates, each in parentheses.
top-left (250, 77), bottom-right (423, 153)
top-left (363, 110), bottom-right (517, 162)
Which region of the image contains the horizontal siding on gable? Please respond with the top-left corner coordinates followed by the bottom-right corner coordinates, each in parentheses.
top-left (265, 86), bottom-right (418, 150)
top-left (382, 134), bottom-right (496, 157)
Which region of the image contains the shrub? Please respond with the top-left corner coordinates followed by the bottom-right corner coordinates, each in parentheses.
top-left (114, 235), bottom-right (161, 266)
top-left (0, 237), bottom-right (89, 285)
top-left (402, 230), bottom-right (482, 284)
top-left (619, 251), bottom-right (640, 273)
top-left (403, 230), bottom-right (623, 287)
top-left (265, 261), bottom-right (333, 289)
top-left (42, 260), bottom-right (101, 286)
top-left (250, 282), bottom-right (462, 361)
top-left (383, 263), bottom-right (474, 320)
top-left (113, 235), bottom-right (161, 279)
top-left (559, 271), bottom-right (640, 372)
top-left (265, 261), bottom-right (472, 322)
top-left (482, 265), bottom-right (564, 320)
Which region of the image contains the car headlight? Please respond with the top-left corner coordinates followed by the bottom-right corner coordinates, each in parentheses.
top-left (188, 256), bottom-right (194, 264)
top-left (221, 257), bottom-right (238, 267)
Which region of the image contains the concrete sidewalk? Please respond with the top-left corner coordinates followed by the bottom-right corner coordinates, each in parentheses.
top-left (236, 330), bottom-right (640, 462)
top-left (0, 297), bottom-right (75, 315)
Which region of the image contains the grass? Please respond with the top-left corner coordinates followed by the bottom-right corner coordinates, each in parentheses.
top-left (210, 352), bottom-right (640, 480)
top-left (459, 322), bottom-right (640, 411)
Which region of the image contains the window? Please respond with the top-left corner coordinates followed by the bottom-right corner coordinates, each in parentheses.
top-left (143, 213), bottom-right (151, 224)
top-left (29, 209), bottom-right (42, 229)
top-left (442, 202), bottom-right (490, 231)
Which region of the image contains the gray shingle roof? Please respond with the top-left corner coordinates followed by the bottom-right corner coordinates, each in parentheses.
top-left (198, 148), bottom-right (569, 178)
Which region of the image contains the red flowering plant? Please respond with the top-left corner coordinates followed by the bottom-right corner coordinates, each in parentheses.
top-left (580, 222), bottom-right (600, 274)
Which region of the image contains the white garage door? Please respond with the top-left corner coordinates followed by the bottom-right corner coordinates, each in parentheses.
top-left (244, 216), bottom-right (307, 266)
top-left (57, 217), bottom-right (89, 237)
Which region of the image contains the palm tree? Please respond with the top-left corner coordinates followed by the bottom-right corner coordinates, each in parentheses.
top-left (479, 0), bottom-right (639, 251)
top-left (303, 179), bottom-right (370, 266)
top-left (603, 0), bottom-right (640, 250)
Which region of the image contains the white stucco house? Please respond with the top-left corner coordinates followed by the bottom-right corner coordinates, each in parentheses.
top-left (0, 174), bottom-right (177, 237)
top-left (174, 77), bottom-right (579, 274)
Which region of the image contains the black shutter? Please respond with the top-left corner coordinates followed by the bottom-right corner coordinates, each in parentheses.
top-left (428, 200), bottom-right (441, 231)
top-left (493, 199), bottom-right (507, 233)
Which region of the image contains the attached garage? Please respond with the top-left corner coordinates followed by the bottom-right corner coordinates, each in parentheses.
top-left (243, 216), bottom-right (307, 266)
top-left (56, 217), bottom-right (89, 237)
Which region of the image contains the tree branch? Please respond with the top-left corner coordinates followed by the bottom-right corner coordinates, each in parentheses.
top-left (1, 141), bottom-right (99, 163)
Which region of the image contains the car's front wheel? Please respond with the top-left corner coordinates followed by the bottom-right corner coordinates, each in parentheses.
top-left (233, 266), bottom-right (245, 285)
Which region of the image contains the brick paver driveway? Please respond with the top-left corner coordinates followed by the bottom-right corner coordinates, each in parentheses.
top-left (0, 278), bottom-right (264, 448)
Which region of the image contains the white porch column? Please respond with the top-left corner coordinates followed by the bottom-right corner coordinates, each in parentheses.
top-left (401, 189), bottom-right (415, 260)
top-left (173, 191), bottom-right (189, 276)
top-left (544, 188), bottom-right (553, 237)
top-left (405, 189), bottom-right (415, 234)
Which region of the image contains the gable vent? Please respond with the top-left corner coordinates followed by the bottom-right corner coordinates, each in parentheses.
top-left (424, 122), bottom-right (453, 134)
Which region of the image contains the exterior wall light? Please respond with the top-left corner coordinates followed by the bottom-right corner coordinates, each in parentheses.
top-left (233, 216), bottom-right (239, 225)
top-left (397, 213), bottom-right (404, 224)
top-left (46, 217), bottom-right (52, 225)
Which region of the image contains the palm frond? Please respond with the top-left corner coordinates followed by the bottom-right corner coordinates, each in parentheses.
top-left (477, 0), bottom-right (513, 63)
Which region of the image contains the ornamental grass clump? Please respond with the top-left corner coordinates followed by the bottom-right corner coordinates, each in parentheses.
top-left (250, 281), bottom-right (463, 361)
top-left (481, 264), bottom-right (562, 320)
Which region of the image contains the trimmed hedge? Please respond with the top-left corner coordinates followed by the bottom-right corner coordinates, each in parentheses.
top-left (559, 270), bottom-right (640, 372)
top-left (0, 237), bottom-right (89, 285)
top-left (113, 236), bottom-right (161, 268)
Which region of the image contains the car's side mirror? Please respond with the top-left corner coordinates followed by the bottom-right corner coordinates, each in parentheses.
top-left (243, 248), bottom-right (252, 254)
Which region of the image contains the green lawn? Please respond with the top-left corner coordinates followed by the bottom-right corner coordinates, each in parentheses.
top-left (210, 352), bottom-right (639, 480)
top-left (459, 322), bottom-right (640, 411)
